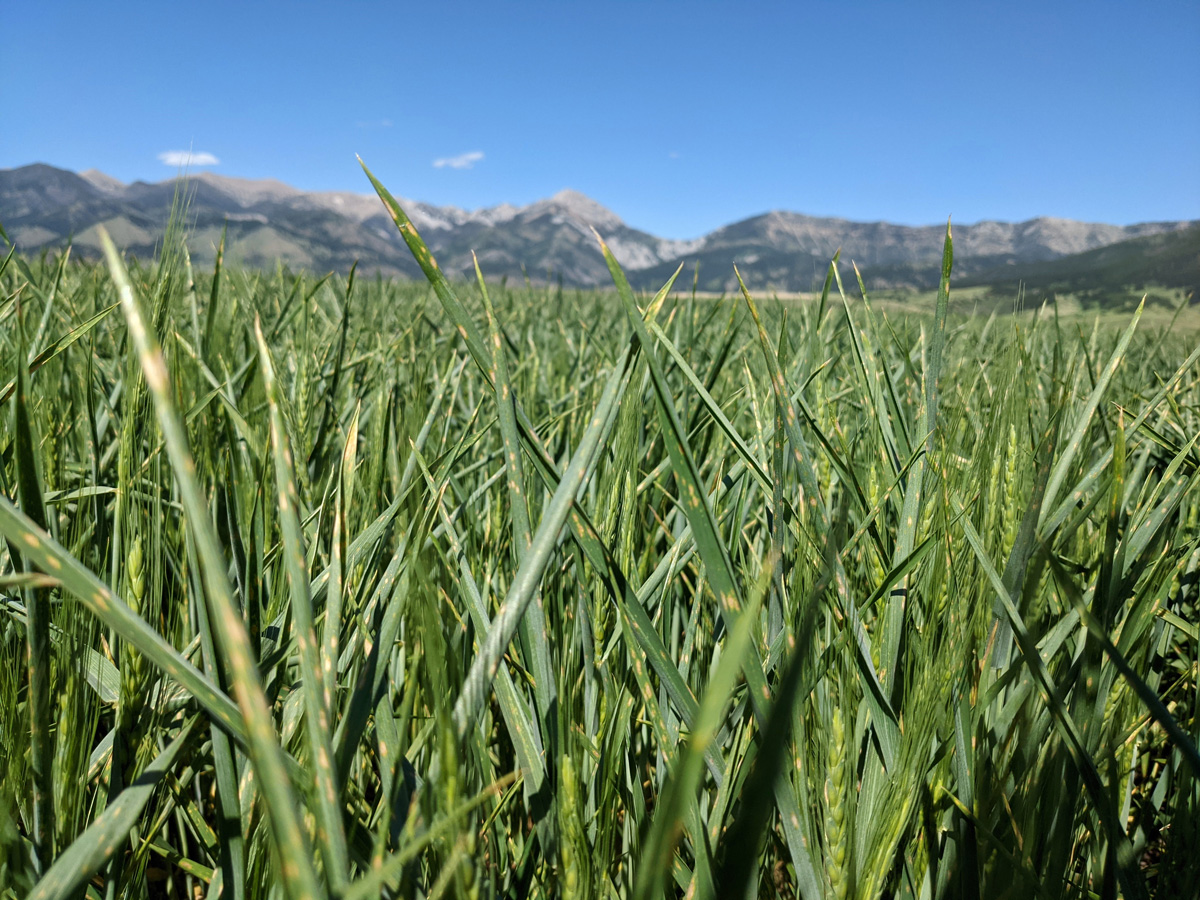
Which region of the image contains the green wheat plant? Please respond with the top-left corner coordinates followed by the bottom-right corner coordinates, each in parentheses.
top-left (0, 162), bottom-right (1196, 900)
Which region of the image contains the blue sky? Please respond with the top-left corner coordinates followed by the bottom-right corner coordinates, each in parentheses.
top-left (2, 1), bottom-right (1197, 238)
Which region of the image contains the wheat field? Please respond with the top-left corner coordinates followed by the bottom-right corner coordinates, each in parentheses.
top-left (0, 166), bottom-right (1197, 899)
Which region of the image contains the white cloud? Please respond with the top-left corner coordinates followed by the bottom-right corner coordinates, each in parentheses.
top-left (158, 150), bottom-right (220, 167)
top-left (432, 150), bottom-right (484, 170)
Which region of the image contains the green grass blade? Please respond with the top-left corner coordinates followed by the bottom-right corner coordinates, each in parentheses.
top-left (634, 563), bottom-right (768, 900)
top-left (255, 317), bottom-right (350, 893)
top-left (450, 334), bottom-right (637, 739)
top-left (1051, 558), bottom-right (1200, 775)
top-left (0, 302), bottom-right (120, 407)
top-left (1040, 337), bottom-right (1200, 536)
top-left (835, 264), bottom-right (903, 475)
top-left (342, 775), bottom-right (518, 900)
top-left (476, 253), bottom-right (533, 554)
top-left (191, 540), bottom-right (246, 900)
top-left (648, 319), bottom-right (772, 493)
top-left (1039, 299), bottom-right (1144, 526)
top-left (410, 441), bottom-right (550, 816)
top-left (716, 559), bottom-right (831, 898)
top-left (202, 223), bottom-right (226, 358)
top-left (992, 414), bottom-right (1060, 667)
top-left (599, 240), bottom-right (740, 620)
top-left (0, 495), bottom-right (245, 733)
top-left (359, 160), bottom-right (491, 371)
top-left (99, 229), bottom-right (325, 900)
top-left (603, 243), bottom-right (825, 895)
top-left (925, 220), bottom-right (953, 442)
top-left (30, 246), bottom-right (68, 360)
top-left (958, 509), bottom-right (1149, 900)
top-left (737, 270), bottom-right (900, 769)
top-left (323, 398), bottom-right (357, 714)
top-left (172, 332), bottom-right (265, 458)
top-left (476, 254), bottom-right (558, 797)
top-left (12, 297), bottom-right (54, 859)
top-left (27, 716), bottom-right (201, 900)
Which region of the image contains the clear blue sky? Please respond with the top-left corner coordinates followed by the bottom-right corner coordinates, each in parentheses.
top-left (3, 1), bottom-right (1197, 238)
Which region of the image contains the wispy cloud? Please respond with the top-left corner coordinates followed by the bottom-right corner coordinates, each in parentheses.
top-left (432, 150), bottom-right (484, 170)
top-left (356, 118), bottom-right (393, 128)
top-left (158, 150), bottom-right (219, 167)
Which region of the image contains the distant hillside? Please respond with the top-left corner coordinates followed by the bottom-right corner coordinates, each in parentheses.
top-left (628, 212), bottom-right (1199, 293)
top-left (963, 225), bottom-right (1200, 303)
top-left (2, 163), bottom-right (1195, 293)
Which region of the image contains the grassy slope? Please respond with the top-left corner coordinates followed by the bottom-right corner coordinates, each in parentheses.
top-left (963, 225), bottom-right (1200, 303)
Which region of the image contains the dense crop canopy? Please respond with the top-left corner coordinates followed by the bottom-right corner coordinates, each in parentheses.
top-left (0, 174), bottom-right (1197, 899)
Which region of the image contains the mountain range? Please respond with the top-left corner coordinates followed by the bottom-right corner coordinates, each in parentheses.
top-left (2, 163), bottom-right (1196, 294)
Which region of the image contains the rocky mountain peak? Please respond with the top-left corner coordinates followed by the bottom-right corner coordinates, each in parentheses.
top-left (526, 189), bottom-right (624, 230)
top-left (80, 169), bottom-right (126, 194)
top-left (183, 172), bottom-right (300, 207)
